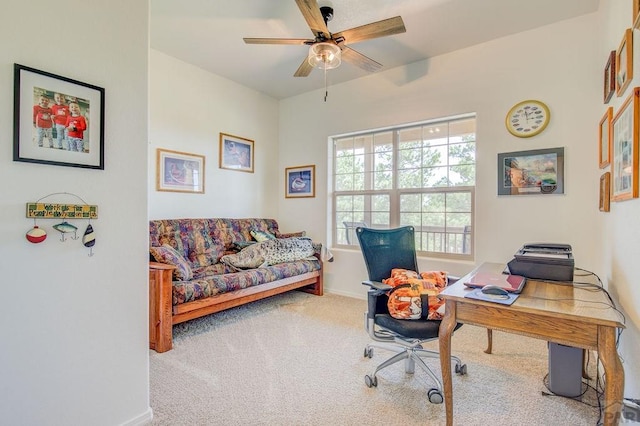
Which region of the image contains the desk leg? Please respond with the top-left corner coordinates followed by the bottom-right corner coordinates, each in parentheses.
top-left (439, 300), bottom-right (457, 426)
top-left (598, 325), bottom-right (624, 426)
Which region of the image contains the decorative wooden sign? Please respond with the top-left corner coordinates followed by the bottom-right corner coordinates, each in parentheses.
top-left (26, 203), bottom-right (98, 219)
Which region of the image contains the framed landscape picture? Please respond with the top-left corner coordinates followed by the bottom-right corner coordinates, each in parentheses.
top-left (285, 165), bottom-right (315, 198)
top-left (497, 148), bottom-right (564, 196)
top-left (219, 133), bottom-right (254, 173)
top-left (13, 63), bottom-right (105, 169)
top-left (156, 148), bottom-right (205, 193)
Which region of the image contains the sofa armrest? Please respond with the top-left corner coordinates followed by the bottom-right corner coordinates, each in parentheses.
top-left (149, 262), bottom-right (175, 353)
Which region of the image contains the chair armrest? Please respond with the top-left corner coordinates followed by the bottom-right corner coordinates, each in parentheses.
top-left (447, 275), bottom-right (460, 285)
top-left (362, 280), bottom-right (392, 292)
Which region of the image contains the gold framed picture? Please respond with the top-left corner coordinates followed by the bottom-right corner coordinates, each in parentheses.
top-left (616, 29), bottom-right (633, 97)
top-left (599, 107), bottom-right (613, 168)
top-left (611, 87), bottom-right (639, 202)
top-left (600, 172), bottom-right (611, 212)
top-left (285, 165), bottom-right (315, 198)
top-left (219, 133), bottom-right (254, 173)
top-left (156, 148), bottom-right (205, 193)
top-left (634, 0), bottom-right (640, 28)
top-left (604, 51), bottom-right (616, 104)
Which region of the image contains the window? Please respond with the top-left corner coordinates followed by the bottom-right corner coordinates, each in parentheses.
top-left (332, 115), bottom-right (476, 259)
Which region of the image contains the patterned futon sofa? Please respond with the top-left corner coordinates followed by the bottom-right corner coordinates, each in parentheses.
top-left (149, 218), bottom-right (323, 352)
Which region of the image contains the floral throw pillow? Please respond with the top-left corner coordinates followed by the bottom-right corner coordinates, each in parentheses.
top-left (150, 244), bottom-right (193, 281)
top-left (250, 229), bottom-right (276, 242)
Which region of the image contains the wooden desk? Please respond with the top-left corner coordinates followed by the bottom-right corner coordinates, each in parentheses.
top-left (438, 262), bottom-right (625, 426)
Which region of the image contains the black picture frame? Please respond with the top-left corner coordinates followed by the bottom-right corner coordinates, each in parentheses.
top-left (497, 147), bottom-right (565, 196)
top-left (13, 64), bottom-right (105, 169)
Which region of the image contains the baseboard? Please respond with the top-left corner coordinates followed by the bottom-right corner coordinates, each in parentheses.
top-left (324, 287), bottom-right (365, 300)
top-left (121, 407), bottom-right (153, 426)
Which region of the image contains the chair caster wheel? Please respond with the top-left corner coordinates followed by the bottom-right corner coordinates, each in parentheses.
top-left (455, 363), bottom-right (467, 375)
top-left (365, 374), bottom-right (378, 388)
top-left (364, 347), bottom-right (373, 358)
top-left (428, 388), bottom-right (443, 404)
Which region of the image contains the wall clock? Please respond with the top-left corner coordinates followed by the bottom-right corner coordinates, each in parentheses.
top-left (505, 100), bottom-right (550, 138)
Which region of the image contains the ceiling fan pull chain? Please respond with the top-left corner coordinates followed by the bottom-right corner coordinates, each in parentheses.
top-left (324, 65), bottom-right (329, 102)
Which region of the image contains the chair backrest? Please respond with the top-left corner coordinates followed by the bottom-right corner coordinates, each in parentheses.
top-left (356, 226), bottom-right (419, 282)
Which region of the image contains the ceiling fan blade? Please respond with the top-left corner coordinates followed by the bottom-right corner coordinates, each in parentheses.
top-left (294, 57), bottom-right (314, 77)
top-left (295, 0), bottom-right (330, 39)
top-left (340, 46), bottom-right (382, 73)
top-left (244, 38), bottom-right (311, 45)
top-left (333, 16), bottom-right (406, 45)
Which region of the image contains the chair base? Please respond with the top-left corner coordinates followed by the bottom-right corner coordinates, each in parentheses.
top-left (363, 340), bottom-right (466, 403)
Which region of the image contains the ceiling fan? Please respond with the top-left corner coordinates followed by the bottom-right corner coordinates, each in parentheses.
top-left (243, 0), bottom-right (406, 77)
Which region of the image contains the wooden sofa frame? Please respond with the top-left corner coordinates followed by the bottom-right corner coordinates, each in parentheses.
top-left (149, 255), bottom-right (323, 353)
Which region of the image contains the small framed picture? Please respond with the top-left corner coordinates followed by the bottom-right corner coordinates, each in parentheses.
top-left (285, 165), bottom-right (315, 198)
top-left (156, 148), bottom-right (205, 193)
top-left (599, 107), bottom-right (613, 168)
top-left (634, 0), bottom-right (640, 28)
top-left (13, 64), bottom-right (105, 169)
top-left (219, 133), bottom-right (254, 173)
top-left (604, 51), bottom-right (616, 104)
top-left (616, 29), bottom-right (633, 97)
top-left (600, 172), bottom-right (611, 212)
top-left (611, 87), bottom-right (639, 201)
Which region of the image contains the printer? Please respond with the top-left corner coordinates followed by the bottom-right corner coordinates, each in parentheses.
top-left (507, 243), bottom-right (574, 282)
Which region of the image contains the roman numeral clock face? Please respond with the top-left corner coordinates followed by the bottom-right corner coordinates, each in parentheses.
top-left (505, 100), bottom-right (550, 138)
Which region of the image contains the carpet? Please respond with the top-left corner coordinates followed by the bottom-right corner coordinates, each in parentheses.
top-left (149, 291), bottom-right (600, 425)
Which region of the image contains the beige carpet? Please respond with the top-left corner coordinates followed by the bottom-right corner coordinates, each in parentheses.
top-left (149, 292), bottom-right (601, 425)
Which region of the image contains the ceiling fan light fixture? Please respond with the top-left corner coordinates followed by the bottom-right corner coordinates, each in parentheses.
top-left (308, 42), bottom-right (341, 70)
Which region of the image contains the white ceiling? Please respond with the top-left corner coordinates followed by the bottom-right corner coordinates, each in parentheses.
top-left (150, 0), bottom-right (599, 99)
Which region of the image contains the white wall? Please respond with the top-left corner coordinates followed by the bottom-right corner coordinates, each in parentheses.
top-left (0, 1), bottom-right (151, 425)
top-left (145, 0), bottom-right (640, 411)
top-left (598, 0), bottom-right (640, 401)
top-left (279, 13), bottom-right (601, 296)
top-left (277, 3), bottom-right (640, 402)
top-left (148, 50), bottom-right (281, 219)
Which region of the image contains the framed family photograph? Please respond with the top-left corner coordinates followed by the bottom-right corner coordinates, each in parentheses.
top-left (599, 106), bottom-right (613, 168)
top-left (13, 64), bottom-right (105, 169)
top-left (156, 148), bottom-right (205, 193)
top-left (604, 50), bottom-right (616, 104)
top-left (611, 87), bottom-right (639, 201)
top-left (616, 29), bottom-right (633, 97)
top-left (285, 165), bottom-right (315, 198)
top-left (219, 133), bottom-right (254, 173)
top-left (497, 148), bottom-right (564, 196)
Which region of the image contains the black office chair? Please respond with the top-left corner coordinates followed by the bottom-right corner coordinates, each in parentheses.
top-left (356, 226), bottom-right (466, 404)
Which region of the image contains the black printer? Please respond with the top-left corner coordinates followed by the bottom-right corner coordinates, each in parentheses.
top-left (507, 243), bottom-right (574, 282)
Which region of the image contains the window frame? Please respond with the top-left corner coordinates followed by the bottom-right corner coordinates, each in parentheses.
top-left (330, 114), bottom-right (475, 260)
